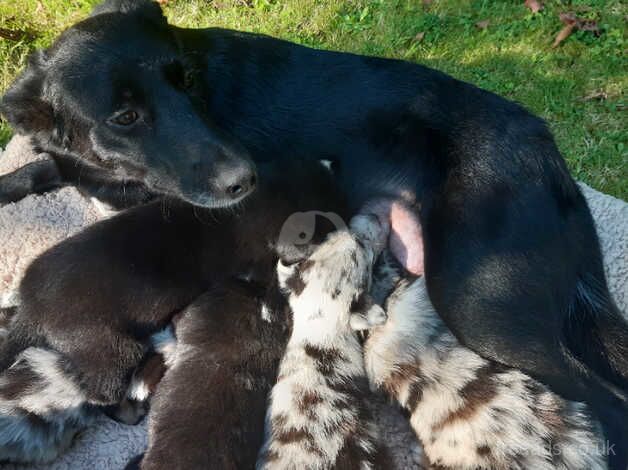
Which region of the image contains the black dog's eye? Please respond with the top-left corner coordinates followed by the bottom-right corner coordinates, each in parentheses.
top-left (109, 110), bottom-right (139, 126)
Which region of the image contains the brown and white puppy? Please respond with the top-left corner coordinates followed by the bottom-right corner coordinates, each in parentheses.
top-left (364, 254), bottom-right (607, 470)
top-left (257, 213), bottom-right (388, 470)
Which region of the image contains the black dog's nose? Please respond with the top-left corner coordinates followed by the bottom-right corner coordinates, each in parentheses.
top-left (227, 174), bottom-right (257, 199)
top-left (214, 163), bottom-right (257, 200)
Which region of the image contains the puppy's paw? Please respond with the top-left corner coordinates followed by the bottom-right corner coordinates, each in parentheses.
top-left (103, 397), bottom-right (148, 425)
top-left (124, 454), bottom-right (144, 470)
top-left (276, 259), bottom-right (298, 291)
top-left (350, 304), bottom-right (387, 331)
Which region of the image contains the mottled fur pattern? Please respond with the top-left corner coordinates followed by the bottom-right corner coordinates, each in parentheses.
top-left (364, 257), bottom-right (607, 470)
top-left (0, 328), bottom-right (174, 464)
top-left (0, 347), bottom-right (94, 464)
top-left (258, 214), bottom-right (386, 470)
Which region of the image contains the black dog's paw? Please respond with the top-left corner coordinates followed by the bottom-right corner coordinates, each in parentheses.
top-left (0, 159), bottom-right (63, 206)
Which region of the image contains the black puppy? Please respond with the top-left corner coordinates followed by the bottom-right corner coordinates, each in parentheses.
top-left (135, 280), bottom-right (290, 470)
top-left (1, 0), bottom-right (626, 466)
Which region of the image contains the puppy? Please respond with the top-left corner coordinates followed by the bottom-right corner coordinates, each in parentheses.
top-left (132, 201), bottom-right (357, 469)
top-left (134, 280), bottom-right (290, 470)
top-left (257, 213), bottom-right (388, 469)
top-left (364, 255), bottom-right (607, 469)
top-left (0, 326), bottom-right (173, 464)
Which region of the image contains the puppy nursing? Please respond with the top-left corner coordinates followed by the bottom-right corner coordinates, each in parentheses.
top-left (260, 203), bottom-right (605, 470)
top-left (364, 258), bottom-right (606, 470)
top-left (1, 192), bottom-right (607, 468)
top-left (0, 327), bottom-right (172, 464)
top-left (258, 214), bottom-right (388, 469)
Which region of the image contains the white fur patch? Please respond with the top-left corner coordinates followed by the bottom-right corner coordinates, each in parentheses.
top-left (0, 347), bottom-right (93, 464)
top-left (150, 326), bottom-right (177, 368)
top-left (260, 302), bottom-right (272, 323)
top-left (0, 290), bottom-right (20, 308)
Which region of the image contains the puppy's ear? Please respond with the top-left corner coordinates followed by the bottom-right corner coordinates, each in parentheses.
top-left (0, 50), bottom-right (54, 135)
top-left (91, 0), bottom-right (165, 25)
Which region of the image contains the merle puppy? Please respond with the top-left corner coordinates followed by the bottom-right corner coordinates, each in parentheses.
top-left (258, 213), bottom-right (388, 470)
top-left (1, 0), bottom-right (626, 466)
top-left (0, 323), bottom-right (173, 464)
top-left (365, 254), bottom-right (607, 470)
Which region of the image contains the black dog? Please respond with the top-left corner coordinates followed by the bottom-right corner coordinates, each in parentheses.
top-left (1, 0), bottom-right (626, 466)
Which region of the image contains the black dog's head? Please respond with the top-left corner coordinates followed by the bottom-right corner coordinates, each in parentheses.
top-left (0, 0), bottom-right (256, 208)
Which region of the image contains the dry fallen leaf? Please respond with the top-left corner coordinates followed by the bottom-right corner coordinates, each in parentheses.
top-left (553, 23), bottom-right (576, 48)
top-left (0, 27), bottom-right (37, 41)
top-left (524, 0), bottom-right (543, 14)
top-left (415, 32), bottom-right (425, 42)
top-left (476, 20), bottom-right (490, 30)
top-left (579, 20), bottom-right (601, 36)
top-left (559, 12), bottom-right (578, 25)
top-left (553, 12), bottom-right (601, 47)
top-left (581, 90), bottom-right (608, 101)
top-left (422, 0), bottom-right (433, 5)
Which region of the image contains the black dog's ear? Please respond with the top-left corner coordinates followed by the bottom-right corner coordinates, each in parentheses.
top-left (90, 0), bottom-right (165, 24)
top-left (0, 50), bottom-right (54, 135)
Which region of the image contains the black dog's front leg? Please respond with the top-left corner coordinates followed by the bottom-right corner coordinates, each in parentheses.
top-left (1, 200), bottom-right (208, 404)
top-left (0, 159), bottom-right (64, 204)
top-left (0, 152), bottom-right (155, 209)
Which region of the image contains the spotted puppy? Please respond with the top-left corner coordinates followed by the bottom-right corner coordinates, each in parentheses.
top-left (364, 254), bottom-right (607, 470)
top-left (0, 323), bottom-right (174, 464)
top-left (257, 213), bottom-right (388, 470)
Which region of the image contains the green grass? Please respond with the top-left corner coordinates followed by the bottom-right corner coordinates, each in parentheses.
top-left (0, 0), bottom-right (625, 198)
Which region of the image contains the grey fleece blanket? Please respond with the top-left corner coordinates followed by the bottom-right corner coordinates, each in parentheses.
top-left (0, 134), bottom-right (626, 470)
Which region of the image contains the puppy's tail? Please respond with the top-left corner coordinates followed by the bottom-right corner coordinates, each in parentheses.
top-left (564, 275), bottom-right (628, 394)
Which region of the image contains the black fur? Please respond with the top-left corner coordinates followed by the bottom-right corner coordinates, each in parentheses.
top-left (139, 281), bottom-right (291, 470)
top-left (1, 1), bottom-right (626, 466)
